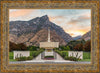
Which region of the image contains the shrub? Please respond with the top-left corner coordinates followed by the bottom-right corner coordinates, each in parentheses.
top-left (27, 56), bottom-right (33, 60)
top-left (64, 52), bottom-right (81, 61)
top-left (61, 51), bottom-right (66, 58)
top-left (64, 56), bottom-right (81, 61)
top-left (63, 46), bottom-right (70, 51)
top-left (44, 56), bottom-right (54, 58)
top-left (15, 56), bottom-right (27, 61)
top-left (15, 56), bottom-right (33, 61)
top-left (66, 46), bottom-right (70, 51)
top-left (54, 50), bottom-right (68, 59)
top-left (20, 56), bottom-right (27, 61)
top-left (29, 47), bottom-right (33, 51)
top-left (28, 46), bottom-right (38, 51)
top-left (54, 48), bottom-right (59, 50)
top-left (32, 51), bottom-right (37, 57)
top-left (32, 48), bottom-right (44, 57)
top-left (44, 56), bottom-right (54, 60)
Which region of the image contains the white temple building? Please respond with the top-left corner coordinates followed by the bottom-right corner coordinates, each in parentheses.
top-left (40, 28), bottom-right (59, 57)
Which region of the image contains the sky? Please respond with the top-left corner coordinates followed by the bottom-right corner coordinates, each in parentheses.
top-left (9, 9), bottom-right (91, 37)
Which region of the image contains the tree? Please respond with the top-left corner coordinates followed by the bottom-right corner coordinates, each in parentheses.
top-left (54, 48), bottom-right (59, 51)
top-left (74, 43), bottom-right (83, 51)
top-left (63, 46), bottom-right (70, 51)
top-left (83, 40), bottom-right (91, 52)
top-left (66, 46), bottom-right (70, 51)
top-left (59, 46), bottom-right (65, 50)
top-left (17, 43), bottom-right (27, 51)
top-left (67, 40), bottom-right (86, 51)
top-left (9, 42), bottom-right (19, 51)
top-left (9, 42), bottom-right (27, 51)
top-left (28, 46), bottom-right (38, 51)
top-left (61, 51), bottom-right (66, 58)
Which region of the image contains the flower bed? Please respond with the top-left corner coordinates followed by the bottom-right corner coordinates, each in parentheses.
top-left (44, 56), bottom-right (54, 60)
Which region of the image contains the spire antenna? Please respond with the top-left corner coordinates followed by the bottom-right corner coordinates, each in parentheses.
top-left (48, 27), bottom-right (50, 42)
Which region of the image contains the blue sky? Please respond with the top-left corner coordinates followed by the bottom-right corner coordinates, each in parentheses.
top-left (9, 9), bottom-right (91, 37)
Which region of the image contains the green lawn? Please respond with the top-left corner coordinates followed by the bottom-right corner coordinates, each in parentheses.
top-left (9, 52), bottom-right (13, 59)
top-left (9, 52), bottom-right (17, 61)
top-left (80, 59), bottom-right (91, 61)
top-left (9, 59), bottom-right (17, 61)
top-left (80, 52), bottom-right (91, 62)
top-left (83, 52), bottom-right (91, 59)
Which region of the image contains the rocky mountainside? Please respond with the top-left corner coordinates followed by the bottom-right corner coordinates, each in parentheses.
top-left (9, 15), bottom-right (73, 46)
top-left (81, 31), bottom-right (91, 41)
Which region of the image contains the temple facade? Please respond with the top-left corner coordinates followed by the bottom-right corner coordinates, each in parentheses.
top-left (40, 28), bottom-right (59, 57)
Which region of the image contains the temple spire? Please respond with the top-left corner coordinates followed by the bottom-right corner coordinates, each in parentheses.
top-left (48, 27), bottom-right (50, 42)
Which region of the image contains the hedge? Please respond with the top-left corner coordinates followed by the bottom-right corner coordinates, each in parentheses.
top-left (15, 56), bottom-right (33, 61)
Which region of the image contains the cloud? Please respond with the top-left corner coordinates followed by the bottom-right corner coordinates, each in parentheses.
top-left (67, 19), bottom-right (79, 25)
top-left (78, 16), bottom-right (90, 20)
top-left (64, 26), bottom-right (91, 37)
top-left (67, 13), bottom-right (91, 25)
top-left (49, 16), bottom-right (67, 25)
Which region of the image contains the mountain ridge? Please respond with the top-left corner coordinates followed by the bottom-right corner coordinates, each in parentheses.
top-left (9, 15), bottom-right (73, 46)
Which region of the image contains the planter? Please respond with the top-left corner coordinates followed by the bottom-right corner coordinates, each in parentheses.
top-left (44, 58), bottom-right (54, 60)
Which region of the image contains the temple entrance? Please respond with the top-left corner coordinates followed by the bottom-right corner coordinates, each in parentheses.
top-left (46, 49), bottom-right (52, 52)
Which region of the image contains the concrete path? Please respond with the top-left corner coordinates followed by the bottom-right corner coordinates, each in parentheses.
top-left (23, 52), bottom-right (71, 62)
top-left (55, 52), bottom-right (64, 60)
top-left (34, 53), bottom-right (42, 60)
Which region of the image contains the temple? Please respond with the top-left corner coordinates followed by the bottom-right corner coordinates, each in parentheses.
top-left (40, 28), bottom-right (59, 57)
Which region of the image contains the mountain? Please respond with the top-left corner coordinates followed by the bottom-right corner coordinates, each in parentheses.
top-left (73, 35), bottom-right (82, 40)
top-left (9, 15), bottom-right (73, 46)
top-left (81, 31), bottom-right (91, 41)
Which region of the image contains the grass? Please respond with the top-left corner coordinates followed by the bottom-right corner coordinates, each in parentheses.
top-left (9, 52), bottom-right (17, 61)
top-left (80, 59), bottom-right (91, 62)
top-left (9, 59), bottom-right (17, 61)
top-left (83, 52), bottom-right (91, 59)
top-left (9, 52), bottom-right (13, 59)
top-left (79, 52), bottom-right (91, 62)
